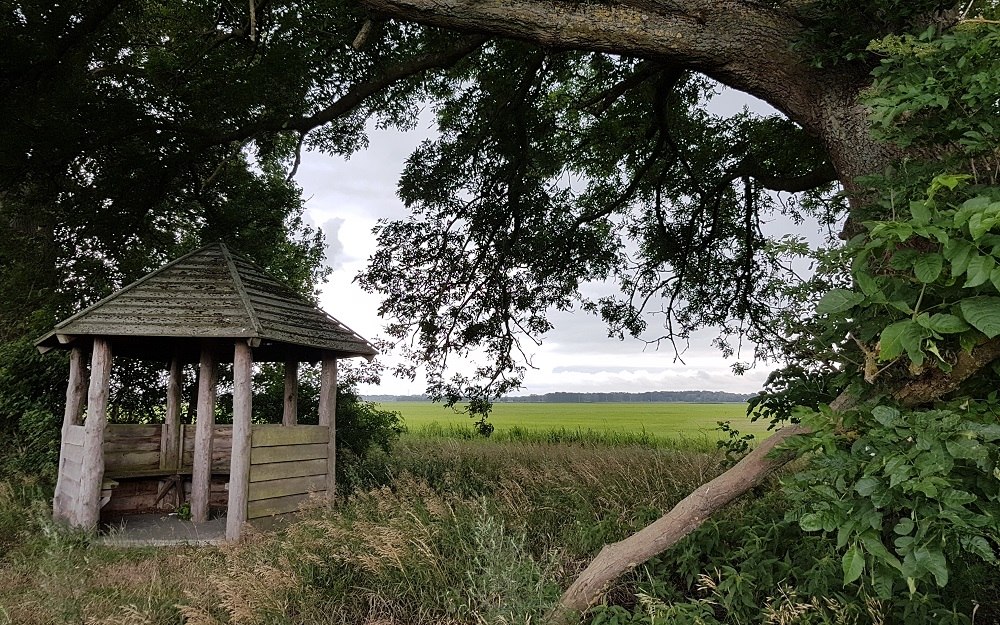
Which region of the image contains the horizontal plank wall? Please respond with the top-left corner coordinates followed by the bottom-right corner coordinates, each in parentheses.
top-left (181, 424), bottom-right (233, 472)
top-left (99, 424), bottom-right (234, 477)
top-left (103, 424), bottom-right (161, 474)
top-left (247, 425), bottom-right (328, 519)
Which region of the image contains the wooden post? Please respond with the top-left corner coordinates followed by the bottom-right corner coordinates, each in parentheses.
top-left (161, 357), bottom-right (183, 470)
top-left (191, 349), bottom-right (218, 523)
top-left (53, 347), bottom-right (88, 522)
top-left (76, 338), bottom-right (112, 529)
top-left (317, 355), bottom-right (337, 498)
top-left (226, 342), bottom-right (253, 541)
top-left (282, 361), bottom-right (298, 426)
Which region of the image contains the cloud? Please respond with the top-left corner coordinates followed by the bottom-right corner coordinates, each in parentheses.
top-left (320, 217), bottom-right (347, 269)
top-left (297, 117), bottom-right (778, 397)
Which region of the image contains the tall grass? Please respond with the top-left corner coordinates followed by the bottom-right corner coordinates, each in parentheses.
top-left (0, 437), bottom-right (729, 624)
top-left (6, 433), bottom-right (985, 624)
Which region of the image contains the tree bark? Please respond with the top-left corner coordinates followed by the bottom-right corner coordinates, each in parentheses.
top-left (358, 0), bottom-right (894, 194)
top-left (553, 423), bottom-right (810, 620)
top-left (191, 349), bottom-right (218, 523)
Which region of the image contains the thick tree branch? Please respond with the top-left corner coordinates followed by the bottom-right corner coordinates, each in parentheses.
top-left (358, 0), bottom-right (831, 133)
top-left (210, 35), bottom-right (488, 145)
top-left (550, 338), bottom-right (1000, 620)
top-left (894, 337), bottom-right (1000, 407)
top-left (551, 423), bottom-right (811, 621)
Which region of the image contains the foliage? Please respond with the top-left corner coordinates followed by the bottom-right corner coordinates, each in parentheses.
top-left (0, 0), bottom-right (469, 470)
top-left (754, 14), bottom-right (1000, 609)
top-left (785, 401), bottom-right (1000, 597)
top-left (359, 45), bottom-right (842, 410)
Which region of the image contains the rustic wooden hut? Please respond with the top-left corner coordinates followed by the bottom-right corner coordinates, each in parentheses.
top-left (35, 242), bottom-right (377, 541)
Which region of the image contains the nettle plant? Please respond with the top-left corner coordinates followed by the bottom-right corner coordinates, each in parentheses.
top-left (785, 176), bottom-right (1000, 598)
top-left (775, 18), bottom-right (1000, 602)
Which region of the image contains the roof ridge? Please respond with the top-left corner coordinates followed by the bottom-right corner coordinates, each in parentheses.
top-left (219, 242), bottom-right (263, 338)
top-left (53, 242), bottom-right (218, 331)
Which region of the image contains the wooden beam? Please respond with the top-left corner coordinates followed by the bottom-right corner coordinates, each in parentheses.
top-left (161, 357), bottom-right (182, 470)
top-left (53, 347), bottom-right (89, 522)
top-left (317, 355), bottom-right (337, 498)
top-left (226, 341), bottom-right (253, 541)
top-left (75, 338), bottom-right (112, 529)
top-left (283, 361), bottom-right (298, 426)
top-left (191, 348), bottom-right (218, 523)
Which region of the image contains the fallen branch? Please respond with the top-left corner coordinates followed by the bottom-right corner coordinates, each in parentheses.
top-left (550, 423), bottom-right (810, 621)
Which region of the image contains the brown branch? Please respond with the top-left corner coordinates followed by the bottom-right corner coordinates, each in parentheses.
top-left (549, 336), bottom-right (1000, 620)
top-left (551, 423), bottom-right (811, 621)
top-left (894, 337), bottom-right (1000, 407)
top-left (209, 35), bottom-right (487, 147)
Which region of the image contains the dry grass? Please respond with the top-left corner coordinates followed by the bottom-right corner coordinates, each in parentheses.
top-left (0, 437), bottom-right (729, 625)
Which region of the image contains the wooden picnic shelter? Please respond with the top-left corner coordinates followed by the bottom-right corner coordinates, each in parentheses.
top-left (35, 242), bottom-right (377, 541)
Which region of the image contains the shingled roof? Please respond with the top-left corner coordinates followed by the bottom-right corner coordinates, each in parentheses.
top-left (36, 243), bottom-right (377, 362)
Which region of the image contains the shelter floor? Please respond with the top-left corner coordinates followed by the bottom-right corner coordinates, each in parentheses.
top-left (97, 513), bottom-right (227, 547)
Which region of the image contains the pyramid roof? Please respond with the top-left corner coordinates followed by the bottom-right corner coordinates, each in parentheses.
top-left (36, 242), bottom-right (377, 362)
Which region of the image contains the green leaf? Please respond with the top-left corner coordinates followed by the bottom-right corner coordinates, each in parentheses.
top-left (945, 239), bottom-right (974, 277)
top-left (960, 535), bottom-right (996, 563)
top-left (878, 320), bottom-right (927, 363)
top-left (991, 266), bottom-right (1000, 294)
top-left (910, 200), bottom-right (932, 224)
top-left (891, 248), bottom-right (920, 270)
top-left (855, 476), bottom-right (880, 496)
top-left (969, 213), bottom-right (997, 241)
top-left (879, 321), bottom-right (910, 361)
top-left (894, 518), bottom-right (914, 535)
top-left (855, 270), bottom-right (884, 301)
top-left (913, 253), bottom-right (943, 283)
top-left (872, 405), bottom-right (900, 427)
top-left (842, 545), bottom-right (865, 584)
top-left (800, 512), bottom-right (824, 532)
top-left (914, 545), bottom-right (949, 587)
top-left (926, 313), bottom-right (969, 334)
top-left (959, 296), bottom-right (1000, 338)
top-left (817, 288), bottom-right (865, 314)
top-left (964, 254), bottom-right (995, 288)
top-left (860, 532), bottom-right (902, 571)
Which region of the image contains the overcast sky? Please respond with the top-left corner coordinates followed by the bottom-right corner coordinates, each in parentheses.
top-left (299, 88), bottom-right (817, 397)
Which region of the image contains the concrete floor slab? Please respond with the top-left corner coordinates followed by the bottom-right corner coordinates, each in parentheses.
top-left (97, 514), bottom-right (227, 547)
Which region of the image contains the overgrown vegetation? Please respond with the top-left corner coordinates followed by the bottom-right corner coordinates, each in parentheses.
top-left (2, 432), bottom-right (994, 624)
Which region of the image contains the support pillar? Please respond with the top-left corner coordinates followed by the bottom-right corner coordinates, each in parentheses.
top-left (282, 361), bottom-right (298, 426)
top-left (191, 349), bottom-right (217, 523)
top-left (317, 354), bottom-right (337, 498)
top-left (161, 357), bottom-right (183, 470)
top-left (76, 338), bottom-right (112, 529)
top-left (52, 347), bottom-right (88, 522)
top-left (226, 341), bottom-right (253, 541)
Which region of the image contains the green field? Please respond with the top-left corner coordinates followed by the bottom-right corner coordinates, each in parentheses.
top-left (381, 401), bottom-right (769, 442)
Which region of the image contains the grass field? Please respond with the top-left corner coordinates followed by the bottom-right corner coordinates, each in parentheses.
top-left (381, 401), bottom-right (770, 442)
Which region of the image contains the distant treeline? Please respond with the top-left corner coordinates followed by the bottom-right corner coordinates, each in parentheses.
top-left (364, 390), bottom-right (752, 403)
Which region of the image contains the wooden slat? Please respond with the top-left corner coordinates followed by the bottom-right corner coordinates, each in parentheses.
top-left (64, 425), bottom-right (85, 447)
top-left (248, 474), bottom-right (326, 502)
top-left (250, 443), bottom-right (327, 465)
top-left (104, 450), bottom-right (160, 471)
top-left (251, 425), bottom-right (327, 447)
top-left (62, 458), bottom-right (83, 482)
top-left (103, 440), bottom-right (160, 453)
top-left (106, 424), bottom-right (161, 438)
top-left (247, 492), bottom-right (323, 519)
top-left (249, 458), bottom-right (327, 483)
top-left (62, 444), bottom-right (85, 464)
